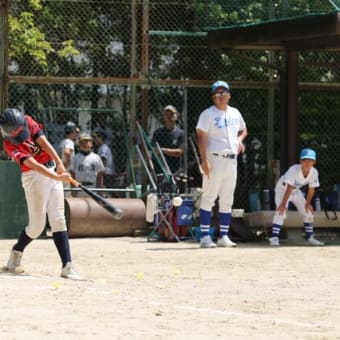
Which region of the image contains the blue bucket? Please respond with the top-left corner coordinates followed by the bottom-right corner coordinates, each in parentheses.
top-left (177, 199), bottom-right (194, 226)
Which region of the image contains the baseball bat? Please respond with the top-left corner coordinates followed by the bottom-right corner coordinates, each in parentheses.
top-left (136, 144), bottom-right (157, 191)
top-left (189, 136), bottom-right (203, 174)
top-left (69, 178), bottom-right (123, 220)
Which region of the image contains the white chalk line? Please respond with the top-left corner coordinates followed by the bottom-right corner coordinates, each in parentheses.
top-left (0, 272), bottom-right (93, 283)
top-left (174, 304), bottom-right (331, 329)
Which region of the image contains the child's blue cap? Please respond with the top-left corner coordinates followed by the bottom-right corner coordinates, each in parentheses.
top-left (300, 148), bottom-right (316, 160)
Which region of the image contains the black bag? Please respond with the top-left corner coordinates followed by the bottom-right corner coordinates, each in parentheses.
top-left (319, 188), bottom-right (338, 220)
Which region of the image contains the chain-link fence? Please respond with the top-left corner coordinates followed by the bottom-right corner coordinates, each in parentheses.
top-left (2, 0), bottom-right (340, 210)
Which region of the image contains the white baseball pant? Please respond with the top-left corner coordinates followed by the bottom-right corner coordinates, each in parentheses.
top-left (22, 167), bottom-right (67, 239)
top-left (200, 153), bottom-right (237, 213)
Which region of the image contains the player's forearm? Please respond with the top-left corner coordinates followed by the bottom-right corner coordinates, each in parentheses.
top-left (24, 157), bottom-right (65, 181)
top-left (238, 128), bottom-right (248, 142)
top-left (161, 148), bottom-right (184, 158)
top-left (306, 187), bottom-right (316, 205)
top-left (280, 185), bottom-right (294, 207)
top-left (196, 130), bottom-right (208, 163)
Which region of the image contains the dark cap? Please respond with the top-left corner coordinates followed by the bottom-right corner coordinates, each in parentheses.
top-left (92, 127), bottom-right (107, 140)
top-left (65, 121), bottom-right (79, 134)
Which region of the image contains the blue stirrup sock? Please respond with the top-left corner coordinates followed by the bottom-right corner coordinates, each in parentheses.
top-left (304, 223), bottom-right (313, 239)
top-left (219, 212), bottom-right (231, 237)
top-left (271, 224), bottom-right (281, 237)
top-left (200, 209), bottom-right (211, 237)
top-left (13, 229), bottom-right (33, 252)
top-left (53, 231), bottom-right (72, 267)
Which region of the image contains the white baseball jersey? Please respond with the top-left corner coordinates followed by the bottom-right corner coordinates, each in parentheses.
top-left (97, 143), bottom-right (114, 175)
top-left (60, 138), bottom-right (75, 170)
top-left (196, 105), bottom-right (246, 154)
top-left (70, 152), bottom-right (105, 186)
top-left (276, 164), bottom-right (319, 194)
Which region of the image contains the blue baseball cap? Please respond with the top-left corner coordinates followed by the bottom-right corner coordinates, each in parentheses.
top-left (300, 148), bottom-right (316, 160)
top-left (211, 81), bottom-right (230, 94)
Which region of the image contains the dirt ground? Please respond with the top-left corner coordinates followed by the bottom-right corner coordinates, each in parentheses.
top-left (1, 233), bottom-right (340, 340)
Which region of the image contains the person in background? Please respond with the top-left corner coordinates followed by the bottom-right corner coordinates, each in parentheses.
top-left (151, 105), bottom-right (184, 175)
top-left (59, 121), bottom-right (79, 198)
top-left (268, 148), bottom-right (325, 246)
top-left (60, 121), bottom-right (79, 170)
top-left (196, 80), bottom-right (248, 248)
top-left (70, 132), bottom-right (105, 197)
top-left (92, 127), bottom-right (115, 175)
top-left (0, 108), bottom-right (80, 279)
top-left (92, 127), bottom-right (116, 191)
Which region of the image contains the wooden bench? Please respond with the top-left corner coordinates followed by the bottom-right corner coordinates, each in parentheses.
top-left (245, 210), bottom-right (340, 229)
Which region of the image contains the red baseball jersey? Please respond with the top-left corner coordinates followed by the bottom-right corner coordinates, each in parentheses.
top-left (3, 115), bottom-right (52, 172)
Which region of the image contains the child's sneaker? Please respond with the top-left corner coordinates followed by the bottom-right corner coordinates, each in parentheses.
top-left (3, 249), bottom-right (24, 273)
top-left (200, 236), bottom-right (216, 248)
top-left (269, 236), bottom-right (280, 246)
top-left (306, 236), bottom-right (325, 246)
top-left (217, 235), bottom-right (237, 247)
top-left (61, 262), bottom-right (81, 280)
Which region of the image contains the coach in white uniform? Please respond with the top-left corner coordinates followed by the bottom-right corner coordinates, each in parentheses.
top-left (196, 81), bottom-right (248, 248)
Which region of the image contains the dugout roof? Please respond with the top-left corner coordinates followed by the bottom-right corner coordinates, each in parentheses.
top-left (207, 11), bottom-right (340, 51)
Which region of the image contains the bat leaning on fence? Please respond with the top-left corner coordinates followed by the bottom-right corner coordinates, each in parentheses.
top-left (189, 136), bottom-right (203, 175)
top-left (69, 178), bottom-right (123, 220)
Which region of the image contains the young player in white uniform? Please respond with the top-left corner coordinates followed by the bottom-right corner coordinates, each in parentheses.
top-left (196, 81), bottom-right (248, 248)
top-left (269, 148), bottom-right (325, 246)
top-left (70, 132), bottom-right (105, 197)
top-left (60, 121), bottom-right (79, 169)
top-left (59, 121), bottom-right (79, 197)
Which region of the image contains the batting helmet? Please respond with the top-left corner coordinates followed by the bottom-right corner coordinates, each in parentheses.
top-left (0, 108), bottom-right (29, 145)
top-left (300, 148), bottom-right (316, 161)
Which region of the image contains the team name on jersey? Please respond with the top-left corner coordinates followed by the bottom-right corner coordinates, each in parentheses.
top-left (214, 116), bottom-right (239, 128)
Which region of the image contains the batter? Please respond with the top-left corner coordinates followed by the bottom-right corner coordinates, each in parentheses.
top-left (0, 108), bottom-right (80, 279)
top-left (196, 81), bottom-right (247, 248)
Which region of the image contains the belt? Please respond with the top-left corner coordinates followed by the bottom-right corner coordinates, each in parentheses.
top-left (44, 160), bottom-right (55, 168)
top-left (212, 153), bottom-right (236, 159)
top-left (81, 182), bottom-right (94, 186)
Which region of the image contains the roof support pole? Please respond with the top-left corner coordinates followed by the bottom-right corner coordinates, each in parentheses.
top-left (286, 51), bottom-right (298, 167)
top-left (280, 51), bottom-right (298, 173)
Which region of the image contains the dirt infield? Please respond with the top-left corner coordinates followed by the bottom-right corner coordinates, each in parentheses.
top-left (1, 236), bottom-right (340, 339)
